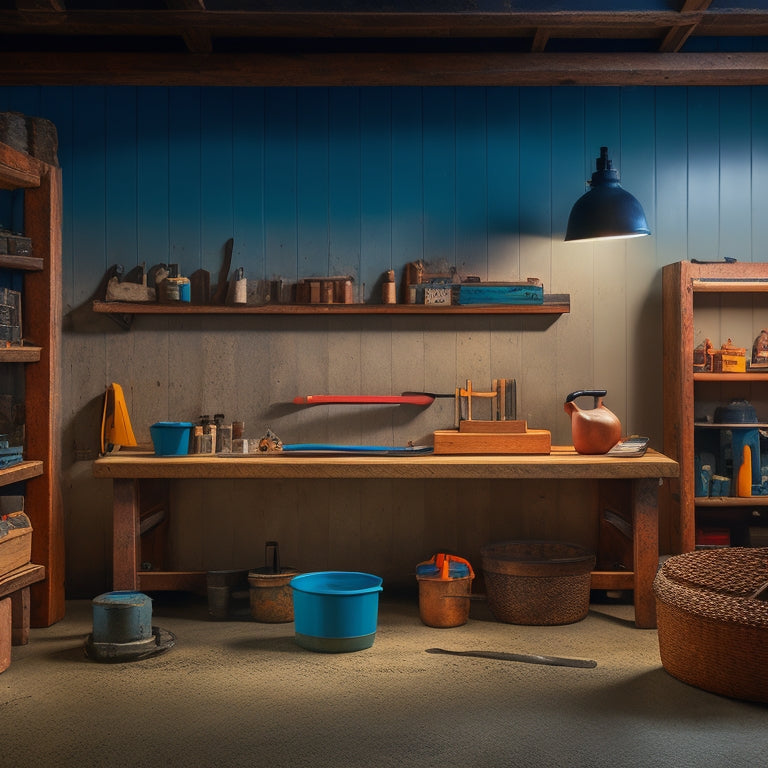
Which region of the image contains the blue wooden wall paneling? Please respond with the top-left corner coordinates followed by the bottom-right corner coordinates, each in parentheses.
top-left (136, 88), bottom-right (170, 265)
top-left (551, 87), bottom-right (592, 439)
top-left (390, 88), bottom-right (423, 281)
top-left (290, 88), bottom-right (332, 441)
top-left (622, 86), bottom-right (661, 434)
top-left (168, 88), bottom-right (203, 276)
top-left (752, 88), bottom-right (768, 259)
top-left (486, 87), bottom-right (520, 281)
top-left (719, 86), bottom-right (752, 260)
top-left (296, 87), bottom-right (330, 286)
top-left (654, 88), bottom-right (688, 270)
top-left (360, 88), bottom-right (392, 299)
top-left (263, 89), bottom-right (321, 425)
top-left (422, 87), bottom-right (469, 428)
top-left (487, 87), bottom-right (523, 427)
top-left (263, 89), bottom-right (298, 286)
top-left (71, 88), bottom-right (108, 310)
top-left (389, 88), bottom-right (427, 395)
top-left (105, 88), bottom-right (138, 276)
top-left (422, 87), bottom-right (455, 268)
top-left (455, 88), bottom-right (493, 394)
top-left (201, 88), bottom-right (235, 274)
top-left (232, 87), bottom-right (265, 286)
top-left (455, 88), bottom-right (488, 280)
top-left (359, 88), bottom-right (397, 443)
top-left (328, 88), bottom-right (364, 440)
top-left (231, 87), bottom-right (268, 420)
top-left (328, 87), bottom-right (361, 282)
top-left (133, 88), bottom-right (175, 420)
top-left (687, 87), bottom-right (720, 261)
top-left (518, 88), bottom-right (554, 429)
top-left (103, 87), bottom-right (141, 420)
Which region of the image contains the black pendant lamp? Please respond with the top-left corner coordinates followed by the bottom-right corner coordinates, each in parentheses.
top-left (565, 147), bottom-right (650, 242)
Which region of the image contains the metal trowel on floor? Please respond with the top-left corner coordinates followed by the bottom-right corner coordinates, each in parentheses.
top-left (426, 647), bottom-right (597, 669)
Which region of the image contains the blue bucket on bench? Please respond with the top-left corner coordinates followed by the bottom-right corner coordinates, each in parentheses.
top-left (290, 571), bottom-right (383, 653)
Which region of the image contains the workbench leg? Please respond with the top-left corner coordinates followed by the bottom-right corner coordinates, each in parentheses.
top-left (113, 478), bottom-right (140, 591)
top-left (10, 587), bottom-right (30, 645)
top-left (632, 477), bottom-right (659, 629)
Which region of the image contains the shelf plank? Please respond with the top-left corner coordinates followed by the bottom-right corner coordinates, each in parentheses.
top-left (0, 460), bottom-right (43, 488)
top-left (0, 254), bottom-right (44, 271)
top-left (696, 496), bottom-right (768, 507)
top-left (693, 279), bottom-right (768, 292)
top-left (0, 143), bottom-right (43, 190)
top-left (695, 372), bottom-right (768, 381)
top-left (0, 346), bottom-right (41, 362)
top-left (92, 294), bottom-right (570, 316)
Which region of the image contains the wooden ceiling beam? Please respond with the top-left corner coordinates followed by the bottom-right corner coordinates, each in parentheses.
top-left (0, 10), bottom-right (766, 41)
top-left (164, 0), bottom-right (212, 55)
top-left (2, 51), bottom-right (768, 87)
top-left (659, 0), bottom-right (712, 52)
top-left (14, 0), bottom-right (64, 10)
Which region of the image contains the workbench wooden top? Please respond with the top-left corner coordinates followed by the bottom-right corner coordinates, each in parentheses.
top-left (92, 447), bottom-right (678, 480)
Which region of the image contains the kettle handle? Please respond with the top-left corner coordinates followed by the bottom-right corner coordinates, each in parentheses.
top-left (565, 389), bottom-right (608, 408)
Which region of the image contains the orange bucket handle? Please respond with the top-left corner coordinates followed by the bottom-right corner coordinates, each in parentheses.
top-left (416, 552), bottom-right (475, 580)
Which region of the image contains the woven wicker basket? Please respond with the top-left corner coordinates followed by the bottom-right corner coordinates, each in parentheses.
top-left (654, 547), bottom-right (768, 703)
top-left (480, 540), bottom-right (595, 625)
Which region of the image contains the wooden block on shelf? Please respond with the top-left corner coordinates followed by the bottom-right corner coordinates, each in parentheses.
top-left (458, 419), bottom-right (527, 434)
top-left (433, 428), bottom-right (551, 455)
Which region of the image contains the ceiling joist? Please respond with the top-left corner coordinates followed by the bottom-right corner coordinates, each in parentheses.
top-left (2, 51), bottom-right (768, 88)
top-left (1, 4), bottom-right (767, 87)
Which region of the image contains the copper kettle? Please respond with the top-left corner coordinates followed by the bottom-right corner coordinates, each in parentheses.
top-left (564, 389), bottom-right (622, 454)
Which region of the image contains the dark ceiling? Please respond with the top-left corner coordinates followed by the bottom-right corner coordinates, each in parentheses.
top-left (1, 1), bottom-right (767, 86)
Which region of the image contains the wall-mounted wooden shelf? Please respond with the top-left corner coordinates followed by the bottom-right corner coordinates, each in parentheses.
top-left (0, 460), bottom-right (43, 488)
top-left (0, 346), bottom-right (41, 363)
top-left (92, 294), bottom-right (570, 316)
top-left (0, 254), bottom-right (44, 272)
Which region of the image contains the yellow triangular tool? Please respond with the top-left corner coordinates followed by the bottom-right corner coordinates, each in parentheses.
top-left (100, 382), bottom-right (137, 455)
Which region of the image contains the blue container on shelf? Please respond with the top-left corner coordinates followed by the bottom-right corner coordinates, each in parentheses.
top-left (290, 571), bottom-right (383, 653)
top-left (149, 422), bottom-right (193, 456)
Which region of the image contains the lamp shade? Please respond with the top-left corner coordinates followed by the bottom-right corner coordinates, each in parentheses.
top-left (565, 147), bottom-right (650, 242)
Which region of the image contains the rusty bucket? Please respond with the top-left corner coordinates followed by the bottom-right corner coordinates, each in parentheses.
top-left (416, 554), bottom-right (474, 628)
top-left (248, 541), bottom-right (299, 623)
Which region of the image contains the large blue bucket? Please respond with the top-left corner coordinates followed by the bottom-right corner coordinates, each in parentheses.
top-left (290, 571), bottom-right (383, 653)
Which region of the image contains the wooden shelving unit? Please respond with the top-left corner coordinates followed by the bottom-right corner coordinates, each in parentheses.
top-left (662, 260), bottom-right (768, 554)
top-left (0, 140), bottom-right (63, 627)
top-left (92, 294), bottom-right (570, 317)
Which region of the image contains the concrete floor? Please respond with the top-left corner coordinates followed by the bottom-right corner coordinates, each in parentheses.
top-left (2, 593), bottom-right (767, 768)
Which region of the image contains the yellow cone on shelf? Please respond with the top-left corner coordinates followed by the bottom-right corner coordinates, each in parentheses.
top-left (737, 444), bottom-right (752, 497)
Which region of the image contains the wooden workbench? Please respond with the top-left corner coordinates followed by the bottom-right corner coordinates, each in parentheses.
top-left (92, 447), bottom-right (678, 628)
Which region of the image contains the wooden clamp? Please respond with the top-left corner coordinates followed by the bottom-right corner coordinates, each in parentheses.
top-left (454, 378), bottom-right (517, 427)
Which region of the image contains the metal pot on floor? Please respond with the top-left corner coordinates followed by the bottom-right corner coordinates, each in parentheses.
top-left (248, 541), bottom-right (299, 623)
